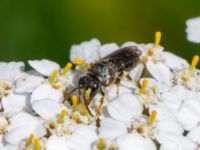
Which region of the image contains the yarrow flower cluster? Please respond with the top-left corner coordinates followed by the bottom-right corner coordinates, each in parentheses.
top-left (0, 31), bottom-right (200, 150)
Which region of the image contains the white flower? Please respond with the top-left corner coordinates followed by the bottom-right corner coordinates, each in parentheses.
top-left (28, 59), bottom-right (60, 77)
top-left (186, 17), bottom-right (200, 43)
top-left (70, 38), bottom-right (101, 63)
top-left (106, 93), bottom-right (143, 122)
top-left (67, 125), bottom-right (98, 150)
top-left (31, 83), bottom-right (64, 104)
top-left (176, 97), bottom-right (200, 130)
top-left (32, 99), bottom-right (63, 120)
top-left (5, 111), bottom-right (46, 145)
top-left (14, 73), bottom-right (44, 94)
top-left (146, 61), bottom-right (171, 85)
top-left (1, 92), bottom-right (30, 114)
top-left (158, 133), bottom-right (196, 150)
top-left (0, 62), bottom-right (24, 81)
top-left (162, 52), bottom-right (189, 69)
top-left (116, 133), bottom-right (156, 150)
top-left (46, 135), bottom-right (70, 150)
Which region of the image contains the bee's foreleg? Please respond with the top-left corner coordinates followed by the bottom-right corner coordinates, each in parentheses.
top-left (96, 87), bottom-right (105, 127)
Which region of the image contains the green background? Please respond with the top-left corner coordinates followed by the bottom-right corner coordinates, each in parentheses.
top-left (0, 0), bottom-right (200, 67)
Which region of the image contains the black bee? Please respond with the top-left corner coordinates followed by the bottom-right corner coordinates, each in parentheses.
top-left (77, 46), bottom-right (142, 116)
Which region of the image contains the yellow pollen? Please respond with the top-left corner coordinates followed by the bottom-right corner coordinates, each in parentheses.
top-left (155, 31), bottom-right (162, 47)
top-left (148, 111), bottom-right (157, 126)
top-left (150, 86), bottom-right (157, 92)
top-left (49, 69), bottom-right (58, 84)
top-left (72, 95), bottom-right (78, 106)
top-left (191, 55), bottom-right (199, 70)
top-left (57, 109), bottom-right (67, 124)
top-left (147, 48), bottom-right (155, 56)
top-left (181, 72), bottom-right (189, 82)
top-left (140, 79), bottom-right (148, 94)
top-left (97, 138), bottom-right (106, 149)
top-left (74, 57), bottom-right (84, 65)
top-left (26, 133), bottom-right (34, 147)
top-left (80, 103), bottom-right (89, 116)
top-left (34, 138), bottom-right (41, 150)
top-left (72, 113), bottom-right (82, 124)
top-left (62, 62), bottom-right (72, 76)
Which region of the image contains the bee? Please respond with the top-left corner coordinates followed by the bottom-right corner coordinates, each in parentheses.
top-left (71, 46), bottom-right (142, 116)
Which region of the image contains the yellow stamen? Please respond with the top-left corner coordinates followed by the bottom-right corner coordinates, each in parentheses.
top-left (62, 62), bottom-right (72, 76)
top-left (57, 109), bottom-right (67, 124)
top-left (140, 79), bottom-right (148, 94)
top-left (26, 133), bottom-right (34, 147)
top-left (34, 138), bottom-right (41, 150)
top-left (74, 57), bottom-right (85, 65)
top-left (148, 111), bottom-right (157, 126)
top-left (97, 138), bottom-right (106, 149)
top-left (147, 48), bottom-right (155, 56)
top-left (49, 70), bottom-right (58, 84)
top-left (72, 95), bottom-right (78, 106)
top-left (155, 31), bottom-right (162, 47)
top-left (80, 103), bottom-right (89, 116)
top-left (191, 55), bottom-right (199, 70)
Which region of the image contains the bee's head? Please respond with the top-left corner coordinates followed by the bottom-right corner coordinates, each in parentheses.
top-left (78, 74), bottom-right (100, 105)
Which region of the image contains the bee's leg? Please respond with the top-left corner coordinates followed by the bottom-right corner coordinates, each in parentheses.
top-left (123, 71), bottom-right (135, 85)
top-left (96, 87), bottom-right (105, 127)
top-left (114, 71), bottom-right (124, 97)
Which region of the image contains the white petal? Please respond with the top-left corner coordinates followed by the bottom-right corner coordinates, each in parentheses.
top-left (161, 92), bottom-right (183, 112)
top-left (116, 133), bottom-right (156, 150)
top-left (99, 118), bottom-right (127, 138)
top-left (187, 126), bottom-right (200, 143)
top-left (0, 62), bottom-right (24, 81)
top-left (156, 133), bottom-right (195, 150)
top-left (121, 41), bottom-right (138, 47)
top-left (32, 99), bottom-right (63, 119)
top-left (104, 79), bottom-right (135, 100)
top-left (186, 17), bottom-right (200, 43)
top-left (157, 120), bottom-right (184, 137)
top-left (129, 64), bottom-right (144, 82)
top-left (98, 43), bottom-right (119, 58)
top-left (107, 93), bottom-right (143, 121)
top-left (149, 103), bottom-right (176, 121)
top-left (28, 59), bottom-right (60, 76)
top-left (70, 38), bottom-right (101, 63)
top-left (163, 52), bottom-right (189, 69)
top-left (15, 74), bottom-right (44, 93)
top-left (5, 119), bottom-right (46, 145)
top-left (146, 61), bottom-right (171, 85)
top-left (46, 135), bottom-right (70, 150)
top-left (140, 78), bottom-right (170, 93)
top-left (160, 141), bottom-right (183, 150)
top-left (68, 126), bottom-right (97, 150)
top-left (31, 83), bottom-right (63, 103)
top-left (176, 98), bottom-right (200, 130)
top-left (2, 93), bottom-right (29, 114)
top-left (8, 111), bottom-right (37, 131)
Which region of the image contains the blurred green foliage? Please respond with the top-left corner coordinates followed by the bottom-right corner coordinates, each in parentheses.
top-left (0, 0), bottom-right (200, 67)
